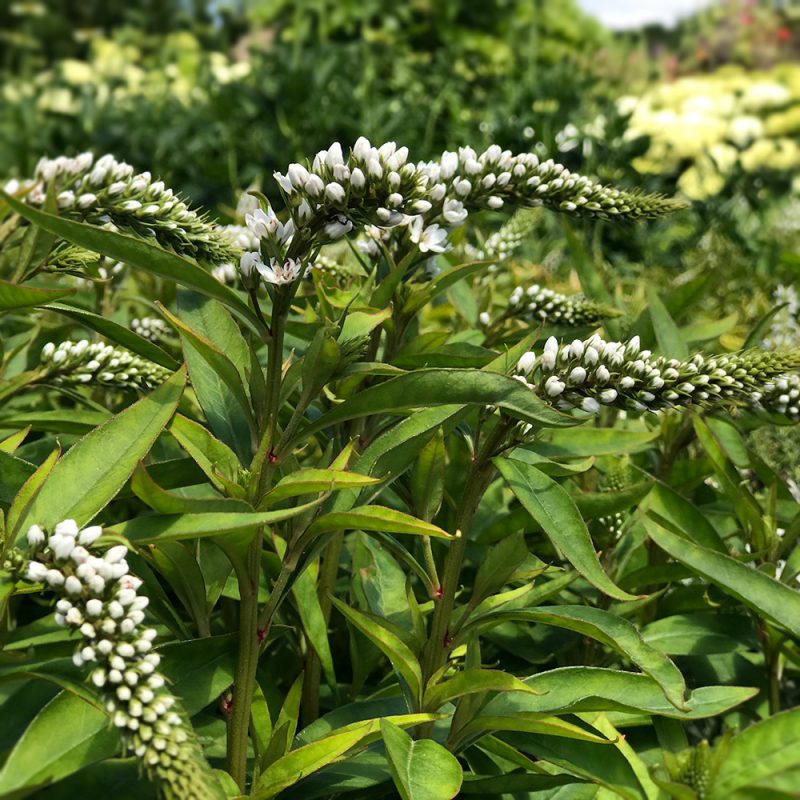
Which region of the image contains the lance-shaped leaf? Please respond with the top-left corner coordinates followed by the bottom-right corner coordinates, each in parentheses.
top-left (159, 302), bottom-right (255, 439)
top-left (458, 714), bottom-right (612, 750)
top-left (330, 597), bottom-right (423, 705)
top-left (424, 668), bottom-right (540, 712)
top-left (105, 500), bottom-right (325, 544)
top-left (0, 191), bottom-right (260, 329)
top-left (15, 368), bottom-right (186, 536)
top-left (479, 667), bottom-right (756, 720)
top-left (481, 606), bottom-right (687, 710)
top-left (0, 278), bottom-right (76, 311)
top-left (0, 691), bottom-right (118, 796)
top-left (252, 714), bottom-right (438, 800)
top-left (304, 506), bottom-right (453, 540)
top-left (645, 520), bottom-right (800, 638)
top-left (262, 469), bottom-right (383, 508)
top-left (381, 719), bottom-right (463, 800)
top-left (496, 458), bottom-right (636, 601)
top-left (298, 369), bottom-right (574, 443)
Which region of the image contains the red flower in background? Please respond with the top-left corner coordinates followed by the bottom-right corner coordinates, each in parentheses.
top-left (777, 26), bottom-right (791, 42)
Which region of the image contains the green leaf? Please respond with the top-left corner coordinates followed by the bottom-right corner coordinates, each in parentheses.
top-left (0, 426), bottom-right (31, 454)
top-left (338, 308), bottom-right (392, 342)
top-left (330, 597), bottom-right (423, 705)
top-left (0, 191), bottom-right (260, 329)
top-left (645, 520), bottom-right (800, 637)
top-left (253, 714), bottom-right (437, 800)
top-left (298, 369), bottom-right (574, 443)
top-left (569, 479), bottom-right (653, 519)
top-left (647, 285), bottom-right (688, 359)
top-left (44, 302), bottom-right (179, 369)
top-left (410, 427), bottom-right (446, 522)
top-left (642, 613), bottom-right (757, 656)
top-left (0, 451), bottom-right (35, 505)
top-left (7, 446), bottom-right (60, 536)
top-left (381, 718), bottom-right (463, 800)
top-left (744, 302), bottom-right (790, 351)
top-left (0, 690), bottom-right (117, 796)
top-left (531, 427), bottom-right (659, 458)
top-left (468, 533), bottom-right (529, 610)
top-left (460, 714), bottom-right (612, 750)
top-left (15, 368), bottom-right (186, 535)
top-left (106, 501), bottom-right (324, 544)
top-left (305, 506), bottom-right (453, 540)
top-left (0, 410), bottom-right (109, 436)
top-left (479, 666), bottom-right (756, 720)
top-left (641, 481), bottom-right (726, 551)
top-left (291, 562), bottom-right (337, 691)
top-left (262, 469), bottom-right (382, 508)
top-left (130, 463), bottom-right (248, 514)
top-left (484, 606), bottom-right (687, 710)
top-left (0, 278), bottom-right (76, 311)
top-left (710, 709), bottom-right (800, 799)
top-left (424, 669), bottom-right (539, 712)
top-left (496, 458), bottom-right (636, 601)
top-left (164, 298), bottom-right (254, 459)
top-left (169, 413), bottom-right (243, 491)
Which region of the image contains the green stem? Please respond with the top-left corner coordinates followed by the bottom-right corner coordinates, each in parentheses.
top-left (419, 421), bottom-right (510, 687)
top-left (226, 533), bottom-right (263, 790)
top-left (251, 311), bottom-right (287, 499)
top-left (227, 302), bottom-right (288, 789)
top-left (301, 532), bottom-right (344, 723)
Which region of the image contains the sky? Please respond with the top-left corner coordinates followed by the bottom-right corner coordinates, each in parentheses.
top-left (577, 0), bottom-right (714, 30)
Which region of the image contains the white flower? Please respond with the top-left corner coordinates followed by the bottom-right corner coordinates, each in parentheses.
top-left (246, 207), bottom-right (279, 240)
top-left (517, 352), bottom-right (537, 374)
top-left (256, 258), bottom-right (303, 285)
top-left (324, 182), bottom-right (346, 203)
top-left (26, 561), bottom-right (48, 582)
top-left (442, 199), bottom-right (468, 226)
top-left (26, 525), bottom-right (46, 547)
top-left (545, 376), bottom-right (566, 397)
top-left (408, 217), bottom-right (449, 253)
top-left (79, 525), bottom-right (103, 546)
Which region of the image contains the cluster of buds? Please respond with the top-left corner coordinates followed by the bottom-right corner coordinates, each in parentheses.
top-left (40, 339), bottom-right (171, 390)
top-left (464, 208), bottom-right (540, 268)
top-left (502, 284), bottom-right (621, 328)
top-left (513, 334), bottom-right (800, 417)
top-left (7, 153), bottom-right (237, 264)
top-left (274, 138), bottom-right (429, 235)
top-left (12, 521), bottom-right (223, 800)
top-left (131, 317), bottom-right (175, 346)
top-left (594, 458), bottom-right (634, 545)
top-left (759, 372), bottom-right (800, 421)
top-left (414, 145), bottom-right (683, 230)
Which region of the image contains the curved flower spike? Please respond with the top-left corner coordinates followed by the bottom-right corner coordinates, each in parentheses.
top-left (39, 340), bottom-right (172, 391)
top-left (514, 334), bottom-right (800, 417)
top-left (9, 521), bottom-right (225, 800)
top-left (10, 153), bottom-right (237, 264)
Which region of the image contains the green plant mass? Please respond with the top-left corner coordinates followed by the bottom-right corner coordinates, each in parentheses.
top-left (1, 2), bottom-right (800, 799)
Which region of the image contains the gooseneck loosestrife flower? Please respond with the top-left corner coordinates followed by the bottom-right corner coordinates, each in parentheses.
top-left (39, 339), bottom-right (171, 390)
top-left (483, 283), bottom-right (622, 330)
top-left (514, 334), bottom-right (800, 417)
top-left (8, 153), bottom-right (236, 263)
top-left (236, 138), bottom-right (683, 286)
top-left (7, 521), bottom-right (224, 800)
